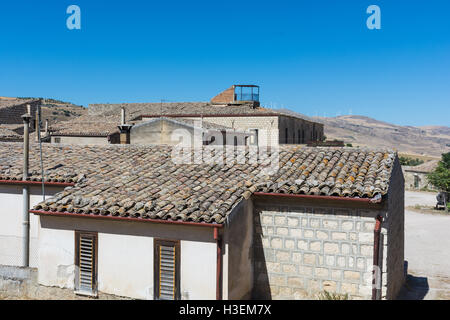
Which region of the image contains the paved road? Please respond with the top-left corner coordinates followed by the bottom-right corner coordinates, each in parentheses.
top-left (404, 190), bottom-right (437, 207)
top-left (398, 191), bottom-right (450, 300)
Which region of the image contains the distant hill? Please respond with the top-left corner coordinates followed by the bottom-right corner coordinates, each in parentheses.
top-left (311, 115), bottom-right (450, 157)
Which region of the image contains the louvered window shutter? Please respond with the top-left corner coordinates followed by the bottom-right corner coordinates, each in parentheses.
top-left (154, 240), bottom-right (180, 300)
top-left (75, 232), bottom-right (97, 294)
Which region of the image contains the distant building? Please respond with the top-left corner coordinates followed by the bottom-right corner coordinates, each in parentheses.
top-left (84, 85), bottom-right (325, 147)
top-left (402, 160), bottom-right (439, 190)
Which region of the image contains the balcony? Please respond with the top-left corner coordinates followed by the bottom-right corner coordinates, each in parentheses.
top-left (234, 85), bottom-right (260, 102)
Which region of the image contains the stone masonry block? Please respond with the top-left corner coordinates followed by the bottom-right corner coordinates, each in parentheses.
top-left (271, 237), bottom-right (283, 249)
top-left (284, 239), bottom-right (295, 249)
top-left (309, 241), bottom-right (321, 252)
top-left (275, 216), bottom-right (287, 226)
top-left (316, 231), bottom-right (329, 240)
top-left (315, 267), bottom-right (329, 279)
top-left (303, 253), bottom-right (316, 265)
top-left (287, 217), bottom-right (299, 227)
top-left (324, 242), bottom-right (339, 254)
top-left (331, 232), bottom-right (347, 240)
top-left (276, 250), bottom-right (290, 262)
top-left (297, 240), bottom-right (308, 250)
top-left (282, 264), bottom-right (297, 274)
top-left (277, 227), bottom-right (289, 236)
top-left (303, 229), bottom-right (314, 238)
top-left (341, 221), bottom-right (354, 231)
top-left (323, 219), bottom-right (338, 229)
top-left (344, 271), bottom-right (360, 281)
top-left (290, 229), bottom-right (302, 237)
top-left (292, 252), bottom-right (302, 263)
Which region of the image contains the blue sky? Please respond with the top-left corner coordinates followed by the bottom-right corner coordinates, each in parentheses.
top-left (0, 0), bottom-right (449, 126)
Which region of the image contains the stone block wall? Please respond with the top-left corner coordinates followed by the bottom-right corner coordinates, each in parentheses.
top-left (253, 202), bottom-right (384, 300)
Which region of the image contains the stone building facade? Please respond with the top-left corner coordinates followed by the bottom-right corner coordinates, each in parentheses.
top-left (252, 157), bottom-right (405, 300)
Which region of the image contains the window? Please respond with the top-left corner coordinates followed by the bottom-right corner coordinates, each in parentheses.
top-left (249, 129), bottom-right (258, 146)
top-left (54, 137), bottom-right (61, 143)
top-left (154, 239), bottom-right (180, 300)
top-left (285, 128), bottom-right (288, 144)
top-left (298, 130), bottom-right (301, 144)
top-left (75, 231), bottom-right (98, 295)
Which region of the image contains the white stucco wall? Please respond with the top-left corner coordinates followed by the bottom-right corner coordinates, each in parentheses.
top-left (38, 216), bottom-right (217, 300)
top-left (0, 185), bottom-right (63, 267)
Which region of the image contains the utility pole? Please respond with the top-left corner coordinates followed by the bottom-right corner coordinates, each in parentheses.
top-left (21, 107), bottom-right (31, 267)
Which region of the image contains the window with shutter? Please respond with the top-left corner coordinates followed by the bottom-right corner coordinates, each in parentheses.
top-left (154, 240), bottom-right (180, 300)
top-left (75, 231), bottom-right (97, 295)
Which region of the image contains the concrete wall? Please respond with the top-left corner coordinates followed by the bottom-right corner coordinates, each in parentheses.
top-left (131, 119), bottom-right (202, 146)
top-left (172, 116), bottom-right (280, 147)
top-left (383, 157), bottom-right (405, 299)
top-left (223, 199), bottom-right (254, 300)
top-left (0, 185), bottom-right (63, 268)
top-left (51, 136), bottom-right (110, 145)
top-left (252, 196), bottom-right (389, 300)
top-left (38, 216), bottom-right (217, 300)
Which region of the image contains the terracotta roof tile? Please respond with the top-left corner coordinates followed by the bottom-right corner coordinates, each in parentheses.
top-left (0, 143), bottom-right (396, 224)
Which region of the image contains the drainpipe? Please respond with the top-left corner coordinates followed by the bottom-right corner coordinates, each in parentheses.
top-left (21, 110), bottom-right (31, 267)
top-left (372, 215), bottom-right (383, 300)
top-left (214, 227), bottom-right (223, 300)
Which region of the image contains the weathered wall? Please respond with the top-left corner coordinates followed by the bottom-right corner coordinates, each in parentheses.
top-left (174, 116), bottom-right (280, 147)
top-left (278, 116), bottom-right (324, 145)
top-left (38, 216), bottom-right (217, 300)
top-left (131, 119), bottom-right (198, 146)
top-left (383, 157), bottom-right (405, 299)
top-left (0, 185), bottom-right (64, 267)
top-left (0, 265), bottom-right (127, 300)
top-left (253, 196), bottom-right (388, 300)
top-left (224, 199), bottom-right (254, 300)
top-left (402, 169), bottom-right (435, 190)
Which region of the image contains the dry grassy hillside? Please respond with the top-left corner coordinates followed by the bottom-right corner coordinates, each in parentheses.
top-left (312, 115), bottom-right (450, 157)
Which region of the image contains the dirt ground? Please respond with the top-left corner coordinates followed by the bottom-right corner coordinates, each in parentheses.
top-left (397, 191), bottom-right (450, 300)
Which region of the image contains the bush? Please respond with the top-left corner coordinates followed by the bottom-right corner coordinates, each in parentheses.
top-left (399, 156), bottom-right (424, 166)
top-left (428, 152), bottom-right (450, 194)
top-left (317, 290), bottom-right (349, 300)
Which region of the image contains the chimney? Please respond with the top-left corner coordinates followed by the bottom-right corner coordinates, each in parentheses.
top-left (121, 107), bottom-right (126, 126)
top-left (118, 107), bottom-right (132, 144)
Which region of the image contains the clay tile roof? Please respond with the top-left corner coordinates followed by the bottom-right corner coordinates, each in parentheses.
top-left (88, 102), bottom-right (322, 124)
top-left (49, 115), bottom-right (120, 136)
top-left (0, 143), bottom-right (397, 224)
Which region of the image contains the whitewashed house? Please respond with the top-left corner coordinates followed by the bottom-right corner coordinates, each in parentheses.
top-left (0, 142), bottom-right (404, 300)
